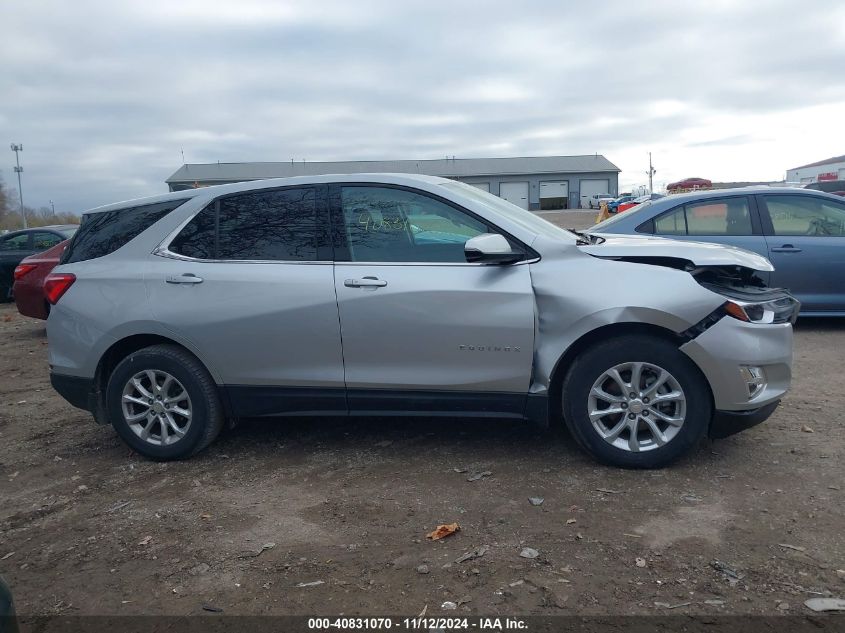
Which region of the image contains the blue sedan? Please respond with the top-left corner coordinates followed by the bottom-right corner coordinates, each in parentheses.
top-left (606, 194), bottom-right (636, 213)
top-left (590, 187), bottom-right (845, 316)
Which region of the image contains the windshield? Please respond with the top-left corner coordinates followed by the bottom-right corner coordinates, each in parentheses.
top-left (440, 181), bottom-right (577, 241)
top-left (60, 227), bottom-right (78, 238)
top-left (591, 201), bottom-right (654, 231)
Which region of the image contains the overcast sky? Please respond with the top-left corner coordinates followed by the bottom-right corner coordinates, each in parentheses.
top-left (1, 0), bottom-right (844, 213)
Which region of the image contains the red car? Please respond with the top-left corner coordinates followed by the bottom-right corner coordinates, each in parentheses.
top-left (13, 240), bottom-right (69, 319)
top-left (667, 177), bottom-right (712, 192)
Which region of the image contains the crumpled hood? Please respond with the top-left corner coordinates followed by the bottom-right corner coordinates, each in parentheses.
top-left (580, 233), bottom-right (774, 272)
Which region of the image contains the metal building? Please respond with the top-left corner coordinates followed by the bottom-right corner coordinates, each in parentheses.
top-left (786, 154), bottom-right (845, 184)
top-left (166, 155), bottom-right (620, 210)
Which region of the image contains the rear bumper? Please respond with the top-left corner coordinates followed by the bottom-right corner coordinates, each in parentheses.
top-left (50, 372), bottom-right (93, 412)
top-left (12, 281), bottom-right (48, 320)
top-left (710, 400), bottom-right (780, 439)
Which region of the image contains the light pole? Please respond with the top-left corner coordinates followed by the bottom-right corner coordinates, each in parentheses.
top-left (646, 152), bottom-right (656, 195)
top-left (10, 143), bottom-right (26, 229)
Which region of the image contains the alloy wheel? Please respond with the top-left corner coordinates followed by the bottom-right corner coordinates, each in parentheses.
top-left (121, 370), bottom-right (192, 446)
top-left (587, 361), bottom-right (686, 452)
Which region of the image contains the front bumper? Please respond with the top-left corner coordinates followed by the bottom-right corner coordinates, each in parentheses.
top-left (710, 401), bottom-right (780, 438)
top-left (680, 315), bottom-right (792, 411)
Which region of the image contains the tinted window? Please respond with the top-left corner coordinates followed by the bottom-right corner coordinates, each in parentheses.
top-left (685, 198), bottom-right (752, 235)
top-left (169, 204), bottom-right (216, 259)
top-left (653, 207), bottom-right (686, 235)
top-left (170, 187), bottom-right (318, 260)
top-left (32, 232), bottom-right (63, 250)
top-left (63, 200), bottom-right (187, 264)
top-left (764, 195), bottom-right (845, 237)
top-left (340, 186), bottom-right (490, 263)
top-left (0, 234), bottom-right (29, 251)
top-left (651, 198), bottom-right (752, 236)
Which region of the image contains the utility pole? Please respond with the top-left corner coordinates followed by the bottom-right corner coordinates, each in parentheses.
top-left (646, 152), bottom-right (656, 195)
top-left (50, 200), bottom-right (55, 214)
top-left (10, 143), bottom-right (26, 229)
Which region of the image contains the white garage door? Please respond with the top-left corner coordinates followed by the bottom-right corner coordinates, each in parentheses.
top-left (579, 179), bottom-right (610, 208)
top-left (539, 181), bottom-right (568, 198)
top-left (499, 181), bottom-right (529, 209)
top-left (469, 182), bottom-right (490, 192)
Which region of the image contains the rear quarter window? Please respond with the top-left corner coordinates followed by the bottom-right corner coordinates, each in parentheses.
top-left (62, 200), bottom-right (188, 264)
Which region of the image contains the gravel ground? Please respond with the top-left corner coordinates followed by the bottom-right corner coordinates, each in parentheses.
top-left (1, 212), bottom-right (843, 618)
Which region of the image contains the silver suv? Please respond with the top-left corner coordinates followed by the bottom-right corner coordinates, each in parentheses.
top-left (46, 174), bottom-right (798, 468)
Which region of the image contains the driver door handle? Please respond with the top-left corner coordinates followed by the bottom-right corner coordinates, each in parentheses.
top-left (771, 244), bottom-right (802, 253)
top-left (344, 276), bottom-right (387, 288)
top-left (166, 273), bottom-right (204, 284)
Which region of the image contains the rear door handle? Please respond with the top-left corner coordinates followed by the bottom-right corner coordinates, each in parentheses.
top-left (771, 245), bottom-right (802, 253)
top-left (166, 273), bottom-right (204, 284)
top-left (344, 276), bottom-right (387, 288)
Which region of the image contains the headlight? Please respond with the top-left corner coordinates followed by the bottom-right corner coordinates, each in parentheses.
top-left (724, 295), bottom-right (799, 324)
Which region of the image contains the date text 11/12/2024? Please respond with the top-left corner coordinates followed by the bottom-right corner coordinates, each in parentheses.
top-left (307, 616), bottom-right (528, 630)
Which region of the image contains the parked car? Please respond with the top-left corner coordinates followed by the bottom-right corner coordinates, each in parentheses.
top-left (13, 239), bottom-right (69, 319)
top-left (804, 179), bottom-right (845, 196)
top-left (587, 193), bottom-right (615, 209)
top-left (667, 177), bottom-right (712, 192)
top-left (607, 194), bottom-right (637, 213)
top-left (591, 186), bottom-right (845, 315)
top-left (617, 193), bottom-right (665, 213)
top-left (46, 174), bottom-right (797, 468)
top-left (0, 225), bottom-right (77, 301)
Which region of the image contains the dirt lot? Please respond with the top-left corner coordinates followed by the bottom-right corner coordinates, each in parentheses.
top-left (1, 215), bottom-right (843, 618)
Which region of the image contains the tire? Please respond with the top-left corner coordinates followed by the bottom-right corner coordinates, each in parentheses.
top-left (561, 335), bottom-right (712, 469)
top-left (105, 344), bottom-right (224, 460)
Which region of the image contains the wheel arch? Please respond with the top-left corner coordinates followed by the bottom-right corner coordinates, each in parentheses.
top-left (546, 321), bottom-right (713, 423)
top-left (91, 333), bottom-right (221, 424)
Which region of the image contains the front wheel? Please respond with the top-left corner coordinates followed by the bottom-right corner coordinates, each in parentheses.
top-left (561, 335), bottom-right (712, 468)
top-left (105, 344), bottom-right (224, 460)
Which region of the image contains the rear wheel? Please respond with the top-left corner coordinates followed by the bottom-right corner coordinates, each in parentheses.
top-left (561, 335), bottom-right (711, 468)
top-left (106, 344), bottom-right (224, 460)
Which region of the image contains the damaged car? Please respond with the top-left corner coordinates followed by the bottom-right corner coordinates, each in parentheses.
top-left (46, 174), bottom-right (798, 468)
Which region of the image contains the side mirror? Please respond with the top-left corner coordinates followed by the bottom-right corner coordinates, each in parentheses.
top-left (464, 233), bottom-right (523, 265)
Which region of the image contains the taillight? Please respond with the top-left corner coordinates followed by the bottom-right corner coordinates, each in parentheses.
top-left (44, 273), bottom-right (76, 305)
top-left (13, 263), bottom-right (38, 281)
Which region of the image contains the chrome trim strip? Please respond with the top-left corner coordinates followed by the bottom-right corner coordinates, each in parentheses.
top-left (153, 247), bottom-right (331, 265)
top-left (153, 246), bottom-right (539, 267)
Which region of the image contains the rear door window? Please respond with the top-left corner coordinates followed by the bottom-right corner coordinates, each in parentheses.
top-left (63, 200), bottom-right (188, 264)
top-left (32, 232), bottom-right (63, 250)
top-left (650, 197), bottom-right (753, 236)
top-left (169, 187), bottom-right (319, 261)
top-left (685, 198), bottom-right (752, 235)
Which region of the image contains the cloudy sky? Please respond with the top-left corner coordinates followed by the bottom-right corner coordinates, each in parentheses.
top-left (1, 0), bottom-right (844, 213)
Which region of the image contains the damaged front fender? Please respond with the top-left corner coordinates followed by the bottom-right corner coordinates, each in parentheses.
top-left (527, 236), bottom-right (729, 396)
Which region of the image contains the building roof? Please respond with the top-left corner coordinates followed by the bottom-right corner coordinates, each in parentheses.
top-left (789, 154), bottom-right (845, 171)
top-left (166, 155), bottom-right (620, 184)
